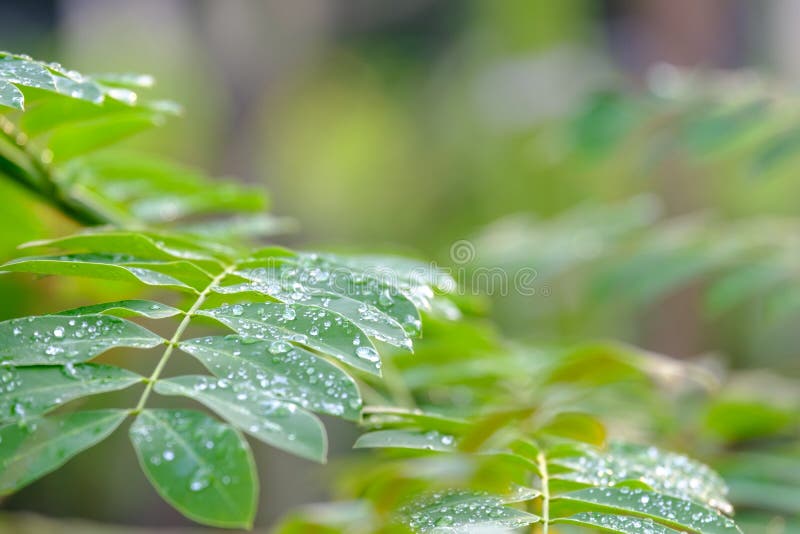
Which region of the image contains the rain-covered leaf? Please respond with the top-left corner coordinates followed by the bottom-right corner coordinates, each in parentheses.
top-left (0, 364), bottom-right (141, 422)
top-left (552, 512), bottom-right (684, 534)
top-left (354, 429), bottom-right (458, 452)
top-left (154, 375), bottom-right (327, 462)
top-left (396, 490), bottom-right (539, 533)
top-left (179, 336), bottom-right (362, 421)
top-left (0, 80), bottom-right (23, 110)
top-left (553, 487), bottom-right (741, 534)
top-left (0, 314), bottom-right (164, 364)
top-left (236, 258), bottom-right (423, 335)
top-left (551, 442), bottom-right (732, 513)
top-left (198, 302), bottom-right (382, 375)
top-left (55, 299), bottom-right (182, 319)
top-left (21, 230), bottom-right (226, 264)
top-left (2, 254), bottom-right (196, 292)
top-left (129, 409), bottom-right (258, 529)
top-left (214, 281), bottom-right (412, 350)
top-left (0, 409), bottom-right (126, 494)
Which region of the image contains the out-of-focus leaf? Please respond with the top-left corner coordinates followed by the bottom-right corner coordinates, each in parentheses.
top-left (0, 409), bottom-right (126, 494)
top-left (396, 490), bottom-right (539, 533)
top-left (0, 364), bottom-right (141, 422)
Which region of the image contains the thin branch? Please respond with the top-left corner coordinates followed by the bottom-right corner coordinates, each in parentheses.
top-left (0, 115), bottom-right (125, 226)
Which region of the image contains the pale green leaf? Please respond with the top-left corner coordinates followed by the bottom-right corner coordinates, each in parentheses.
top-left (129, 409), bottom-right (257, 529)
top-left (553, 488), bottom-right (742, 534)
top-left (21, 230), bottom-right (224, 263)
top-left (155, 375), bottom-right (327, 462)
top-left (1, 254), bottom-right (196, 292)
top-left (552, 512), bottom-right (684, 534)
top-left (214, 283), bottom-right (412, 350)
top-left (198, 302), bottom-right (382, 375)
top-left (0, 81), bottom-right (23, 110)
top-left (552, 442), bottom-right (732, 514)
top-left (0, 409), bottom-right (127, 494)
top-left (353, 429), bottom-right (457, 452)
top-left (396, 490), bottom-right (539, 533)
top-left (55, 299), bottom-right (182, 319)
top-left (179, 336), bottom-right (362, 421)
top-left (0, 314), bottom-right (164, 364)
top-left (237, 258), bottom-right (422, 335)
top-left (0, 364), bottom-right (141, 422)
top-left (0, 55), bottom-right (56, 92)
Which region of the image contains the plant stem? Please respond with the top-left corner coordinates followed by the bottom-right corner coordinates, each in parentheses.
top-left (0, 116), bottom-right (124, 226)
top-left (537, 451), bottom-right (550, 534)
top-left (131, 263), bottom-right (237, 414)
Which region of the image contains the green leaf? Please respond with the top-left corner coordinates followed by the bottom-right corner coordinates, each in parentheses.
top-left (129, 409), bottom-right (258, 529)
top-left (551, 442), bottom-right (732, 513)
top-left (553, 488), bottom-right (741, 534)
top-left (236, 257), bottom-right (422, 335)
top-left (0, 314), bottom-right (164, 364)
top-left (396, 490), bottom-right (539, 533)
top-left (0, 364), bottom-right (141, 422)
top-left (154, 375), bottom-right (327, 463)
top-left (198, 302), bottom-right (382, 375)
top-left (353, 429), bottom-right (457, 452)
top-left (0, 55), bottom-right (57, 92)
top-left (552, 512), bottom-right (684, 533)
top-left (214, 283), bottom-right (412, 350)
top-left (21, 229), bottom-right (225, 263)
top-left (2, 254), bottom-right (197, 292)
top-left (0, 409), bottom-right (126, 494)
top-left (55, 299), bottom-right (182, 319)
top-left (179, 336), bottom-right (362, 421)
top-left (0, 81), bottom-right (23, 110)
top-left (47, 115), bottom-right (159, 161)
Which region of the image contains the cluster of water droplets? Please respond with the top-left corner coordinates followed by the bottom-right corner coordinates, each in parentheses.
top-left (3, 314), bottom-right (161, 364)
top-left (568, 487), bottom-right (740, 532)
top-left (399, 490), bottom-right (535, 533)
top-left (0, 53), bottom-right (147, 108)
top-left (180, 336), bottom-right (362, 419)
top-left (131, 410), bottom-right (241, 494)
top-left (554, 442), bottom-right (732, 514)
top-left (562, 512), bottom-right (682, 534)
top-left (203, 302), bottom-right (381, 371)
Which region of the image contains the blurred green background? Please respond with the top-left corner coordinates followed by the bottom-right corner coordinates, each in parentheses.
top-left (1, 0), bottom-right (799, 531)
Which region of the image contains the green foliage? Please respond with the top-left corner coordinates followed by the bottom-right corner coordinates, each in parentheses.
top-left (0, 51), bottom-right (757, 534)
top-left (0, 52), bottom-right (450, 528)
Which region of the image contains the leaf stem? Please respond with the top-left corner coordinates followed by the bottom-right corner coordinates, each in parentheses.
top-left (0, 115), bottom-right (125, 226)
top-left (536, 451), bottom-right (550, 534)
top-left (131, 263), bottom-right (237, 414)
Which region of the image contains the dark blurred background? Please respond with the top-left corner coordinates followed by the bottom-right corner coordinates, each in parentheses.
top-left (0, 0), bottom-right (798, 530)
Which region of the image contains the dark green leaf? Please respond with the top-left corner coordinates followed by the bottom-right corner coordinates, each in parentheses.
top-left (0, 364), bottom-right (141, 422)
top-left (0, 409), bottom-right (126, 494)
